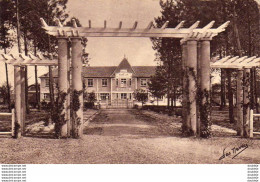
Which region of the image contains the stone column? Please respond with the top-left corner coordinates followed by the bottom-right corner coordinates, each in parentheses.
top-left (186, 40), bottom-right (198, 135)
top-left (58, 38), bottom-right (68, 138)
top-left (243, 68), bottom-right (250, 137)
top-left (20, 66), bottom-right (26, 135)
top-left (14, 66), bottom-right (21, 138)
top-left (236, 69), bottom-right (243, 136)
top-left (181, 42), bottom-right (189, 132)
top-left (198, 40), bottom-right (211, 137)
top-left (67, 41), bottom-right (71, 137)
top-left (196, 41), bottom-right (201, 136)
top-left (71, 37), bottom-right (83, 138)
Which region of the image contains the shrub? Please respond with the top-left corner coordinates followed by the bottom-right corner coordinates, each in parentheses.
top-left (84, 102), bottom-right (94, 109)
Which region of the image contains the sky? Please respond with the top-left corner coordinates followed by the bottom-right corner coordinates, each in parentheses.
top-left (66, 0), bottom-right (162, 66)
top-left (0, 0), bottom-right (162, 86)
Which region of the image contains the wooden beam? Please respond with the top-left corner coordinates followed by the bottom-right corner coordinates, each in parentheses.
top-left (244, 56), bottom-right (256, 63)
top-left (0, 112), bottom-right (12, 116)
top-left (89, 20), bottom-right (91, 28)
top-left (210, 21), bottom-right (230, 39)
top-left (216, 21), bottom-right (230, 32)
top-left (0, 132), bottom-right (12, 135)
top-left (41, 19), bottom-right (229, 38)
top-left (181, 21), bottom-right (200, 42)
top-left (200, 21), bottom-right (215, 38)
top-left (202, 21), bottom-right (215, 30)
top-left (223, 56), bottom-right (239, 64)
top-left (104, 20), bottom-right (107, 29)
top-left (55, 19), bottom-right (63, 27)
top-left (232, 56), bottom-right (248, 63)
top-left (43, 26), bottom-right (224, 38)
top-left (36, 54), bottom-right (43, 60)
top-left (175, 21), bottom-right (185, 29)
top-left (247, 57), bottom-right (258, 63)
top-left (0, 53), bottom-right (58, 66)
top-left (72, 19), bottom-right (78, 28)
top-left (40, 18), bottom-right (48, 27)
top-left (132, 21), bottom-right (138, 30)
top-left (211, 56), bottom-right (260, 69)
top-left (118, 21), bottom-right (122, 29)
top-left (28, 53), bottom-right (38, 60)
top-left (189, 21), bottom-right (200, 29)
top-left (216, 56), bottom-right (232, 64)
top-left (161, 21), bottom-right (169, 29)
top-left (1, 54), bottom-right (13, 60)
top-left (146, 21), bottom-right (153, 29)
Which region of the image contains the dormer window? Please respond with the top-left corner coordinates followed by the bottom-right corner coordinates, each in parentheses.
top-left (120, 69), bottom-right (127, 73)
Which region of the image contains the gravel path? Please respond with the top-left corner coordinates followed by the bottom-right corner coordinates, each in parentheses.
top-left (0, 109), bottom-right (259, 164)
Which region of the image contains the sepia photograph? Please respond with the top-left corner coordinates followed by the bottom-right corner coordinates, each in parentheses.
top-left (0, 0), bottom-right (260, 169)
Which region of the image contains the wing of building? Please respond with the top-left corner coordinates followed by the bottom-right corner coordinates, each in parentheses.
top-left (39, 58), bottom-right (161, 108)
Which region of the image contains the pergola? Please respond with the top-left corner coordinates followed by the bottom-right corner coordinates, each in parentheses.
top-left (0, 53), bottom-right (57, 137)
top-left (1, 18), bottom-right (230, 138)
top-left (211, 56), bottom-right (260, 137)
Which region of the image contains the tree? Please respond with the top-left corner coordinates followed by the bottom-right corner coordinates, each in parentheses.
top-left (0, 0), bottom-right (15, 112)
top-left (148, 66), bottom-right (167, 105)
top-left (16, 0), bottom-right (70, 113)
top-left (134, 89), bottom-right (148, 107)
top-left (87, 92), bottom-right (96, 103)
top-left (0, 83), bottom-right (12, 106)
top-left (153, 0), bottom-right (260, 135)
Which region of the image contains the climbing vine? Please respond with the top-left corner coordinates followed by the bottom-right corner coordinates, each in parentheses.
top-left (181, 67), bottom-right (194, 136)
top-left (182, 67), bottom-right (212, 138)
top-left (51, 91), bottom-right (67, 138)
top-left (197, 88), bottom-right (212, 138)
top-left (13, 122), bottom-right (20, 138)
top-left (71, 89), bottom-right (83, 138)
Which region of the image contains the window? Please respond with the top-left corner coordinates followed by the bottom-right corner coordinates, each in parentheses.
top-left (100, 93), bottom-right (109, 100)
top-left (121, 93), bottom-right (127, 100)
top-left (121, 79), bottom-right (126, 87)
top-left (116, 79), bottom-right (119, 86)
top-left (102, 79), bottom-right (108, 87)
top-left (45, 79), bottom-right (49, 87)
top-left (140, 79), bottom-right (147, 87)
top-left (43, 93), bottom-right (50, 100)
top-left (129, 93), bottom-right (132, 100)
top-left (129, 79), bottom-right (132, 86)
top-left (88, 79), bottom-right (93, 87)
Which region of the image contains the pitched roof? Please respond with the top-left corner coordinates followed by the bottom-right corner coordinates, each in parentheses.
top-left (40, 58), bottom-right (156, 78)
top-left (110, 58), bottom-right (135, 76)
top-left (83, 66), bottom-right (116, 77)
top-left (132, 66), bottom-right (156, 77)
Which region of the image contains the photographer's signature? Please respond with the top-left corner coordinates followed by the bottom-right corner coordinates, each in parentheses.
top-left (219, 143), bottom-right (248, 160)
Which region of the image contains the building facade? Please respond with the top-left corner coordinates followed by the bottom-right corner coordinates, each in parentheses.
top-left (84, 58), bottom-right (155, 102)
top-left (39, 58), bottom-right (169, 107)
